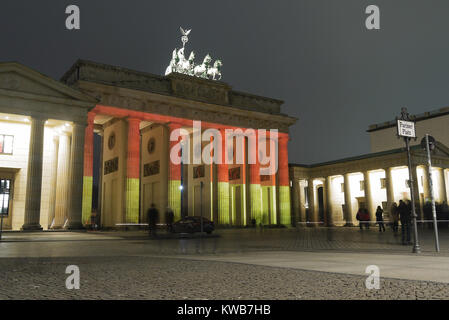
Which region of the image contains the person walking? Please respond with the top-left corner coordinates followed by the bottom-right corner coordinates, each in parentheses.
top-left (376, 206), bottom-right (385, 232)
top-left (165, 207), bottom-right (174, 233)
top-left (356, 208), bottom-right (364, 230)
top-left (363, 208), bottom-right (370, 229)
top-left (398, 200), bottom-right (411, 245)
top-left (147, 203), bottom-right (159, 238)
top-left (390, 202), bottom-right (399, 233)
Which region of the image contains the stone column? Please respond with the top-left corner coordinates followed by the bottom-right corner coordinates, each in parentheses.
top-left (217, 128), bottom-right (230, 225)
top-left (437, 168), bottom-right (447, 203)
top-left (307, 179), bottom-right (317, 226)
top-left (422, 165), bottom-right (431, 203)
top-left (385, 167), bottom-right (395, 211)
top-left (125, 118), bottom-right (141, 224)
top-left (66, 122), bottom-right (86, 229)
top-left (168, 122), bottom-right (182, 221)
top-left (22, 117), bottom-right (46, 231)
top-left (363, 170), bottom-right (375, 222)
top-left (81, 112), bottom-right (95, 225)
top-left (53, 132), bottom-right (71, 229)
top-left (278, 134), bottom-right (291, 226)
top-left (299, 180), bottom-right (307, 224)
top-left (292, 179), bottom-right (300, 227)
top-left (47, 136), bottom-right (59, 228)
top-left (325, 176), bottom-right (334, 226)
top-left (249, 131), bottom-right (262, 225)
top-left (343, 173), bottom-right (354, 226)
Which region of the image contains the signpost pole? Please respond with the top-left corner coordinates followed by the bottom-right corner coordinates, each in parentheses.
top-left (424, 134), bottom-right (440, 252)
top-left (397, 107), bottom-right (421, 254)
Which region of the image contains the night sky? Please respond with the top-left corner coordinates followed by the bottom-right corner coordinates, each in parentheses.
top-left (1, 1), bottom-right (448, 164)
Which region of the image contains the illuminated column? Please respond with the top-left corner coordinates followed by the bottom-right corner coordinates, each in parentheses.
top-left (249, 132), bottom-right (262, 224)
top-left (422, 165), bottom-right (431, 202)
top-left (278, 135), bottom-right (291, 226)
top-left (22, 117), bottom-right (46, 231)
top-left (343, 173), bottom-right (354, 226)
top-left (168, 122), bottom-right (182, 220)
top-left (292, 179), bottom-right (300, 226)
top-left (218, 128), bottom-right (230, 225)
top-left (299, 180), bottom-right (307, 224)
top-left (81, 112), bottom-right (95, 225)
top-left (325, 176), bottom-right (334, 226)
top-left (437, 168), bottom-right (447, 203)
top-left (307, 179), bottom-right (317, 226)
top-left (125, 118), bottom-right (141, 224)
top-left (363, 170), bottom-right (375, 222)
top-left (53, 132), bottom-right (71, 229)
top-left (47, 136), bottom-right (59, 227)
top-left (385, 167), bottom-right (395, 210)
top-left (66, 122), bottom-right (86, 229)
top-left (411, 165), bottom-right (421, 219)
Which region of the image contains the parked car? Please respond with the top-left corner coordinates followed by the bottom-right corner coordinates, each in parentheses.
top-left (171, 216), bottom-right (214, 234)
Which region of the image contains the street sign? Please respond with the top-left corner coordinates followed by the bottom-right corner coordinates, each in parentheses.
top-left (397, 120), bottom-right (416, 138)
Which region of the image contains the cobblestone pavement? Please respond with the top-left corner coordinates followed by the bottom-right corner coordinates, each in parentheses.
top-left (1, 256), bottom-right (448, 300)
top-left (1, 227), bottom-right (449, 299)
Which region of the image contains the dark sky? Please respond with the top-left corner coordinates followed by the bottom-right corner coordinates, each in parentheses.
top-left (1, 0), bottom-right (448, 164)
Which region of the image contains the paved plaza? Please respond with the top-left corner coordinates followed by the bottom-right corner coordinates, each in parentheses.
top-left (1, 227), bottom-right (449, 299)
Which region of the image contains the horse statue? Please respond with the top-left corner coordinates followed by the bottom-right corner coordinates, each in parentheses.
top-left (176, 48), bottom-right (188, 73)
top-left (165, 49), bottom-right (178, 76)
top-left (193, 54), bottom-right (212, 79)
top-left (180, 51), bottom-right (196, 75)
top-left (207, 60), bottom-right (223, 80)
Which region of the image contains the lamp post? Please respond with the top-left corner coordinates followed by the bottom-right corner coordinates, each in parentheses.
top-left (421, 134), bottom-right (440, 252)
top-left (397, 107), bottom-right (421, 254)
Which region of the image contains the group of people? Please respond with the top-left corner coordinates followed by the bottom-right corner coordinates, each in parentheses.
top-left (146, 204), bottom-right (175, 238)
top-left (356, 200), bottom-right (412, 245)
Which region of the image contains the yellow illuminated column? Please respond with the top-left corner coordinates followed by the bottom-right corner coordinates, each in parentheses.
top-left (385, 167), bottom-right (395, 210)
top-left (437, 168), bottom-right (447, 203)
top-left (81, 112), bottom-right (95, 225)
top-left (217, 128), bottom-right (230, 225)
top-left (343, 173), bottom-right (354, 226)
top-left (125, 118), bottom-right (141, 224)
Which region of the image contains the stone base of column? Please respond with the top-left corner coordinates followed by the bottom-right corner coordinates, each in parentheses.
top-left (21, 223), bottom-right (43, 231)
top-left (249, 184), bottom-right (261, 224)
top-left (218, 182), bottom-right (230, 225)
top-left (82, 176), bottom-right (93, 225)
top-left (125, 178), bottom-right (140, 224)
top-left (344, 222), bottom-right (355, 227)
top-left (279, 186), bottom-right (291, 226)
top-left (168, 180), bottom-right (182, 221)
top-left (65, 222), bottom-right (85, 230)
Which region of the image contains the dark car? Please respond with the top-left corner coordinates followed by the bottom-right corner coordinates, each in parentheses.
top-left (171, 216), bottom-right (214, 234)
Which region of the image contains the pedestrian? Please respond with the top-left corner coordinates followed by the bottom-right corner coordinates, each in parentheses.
top-left (363, 208), bottom-right (370, 229)
top-left (165, 207), bottom-right (174, 232)
top-left (147, 203), bottom-right (159, 238)
top-left (390, 202), bottom-right (399, 233)
top-left (90, 211), bottom-right (98, 231)
top-left (376, 206), bottom-right (385, 232)
top-left (398, 200), bottom-right (411, 245)
top-left (356, 208), bottom-right (364, 230)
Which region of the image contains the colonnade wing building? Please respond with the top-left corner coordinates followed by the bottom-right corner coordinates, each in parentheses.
top-left (290, 107), bottom-right (449, 227)
top-left (0, 60), bottom-right (297, 230)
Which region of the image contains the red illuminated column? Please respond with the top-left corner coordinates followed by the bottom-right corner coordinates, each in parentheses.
top-left (217, 128), bottom-right (230, 225)
top-left (126, 117), bottom-right (141, 224)
top-left (168, 123), bottom-right (182, 220)
top-left (81, 112), bottom-right (95, 225)
top-left (278, 134), bottom-right (292, 226)
top-left (249, 131), bottom-right (262, 224)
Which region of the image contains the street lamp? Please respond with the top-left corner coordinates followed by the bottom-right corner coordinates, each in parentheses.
top-left (396, 107), bottom-right (421, 254)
